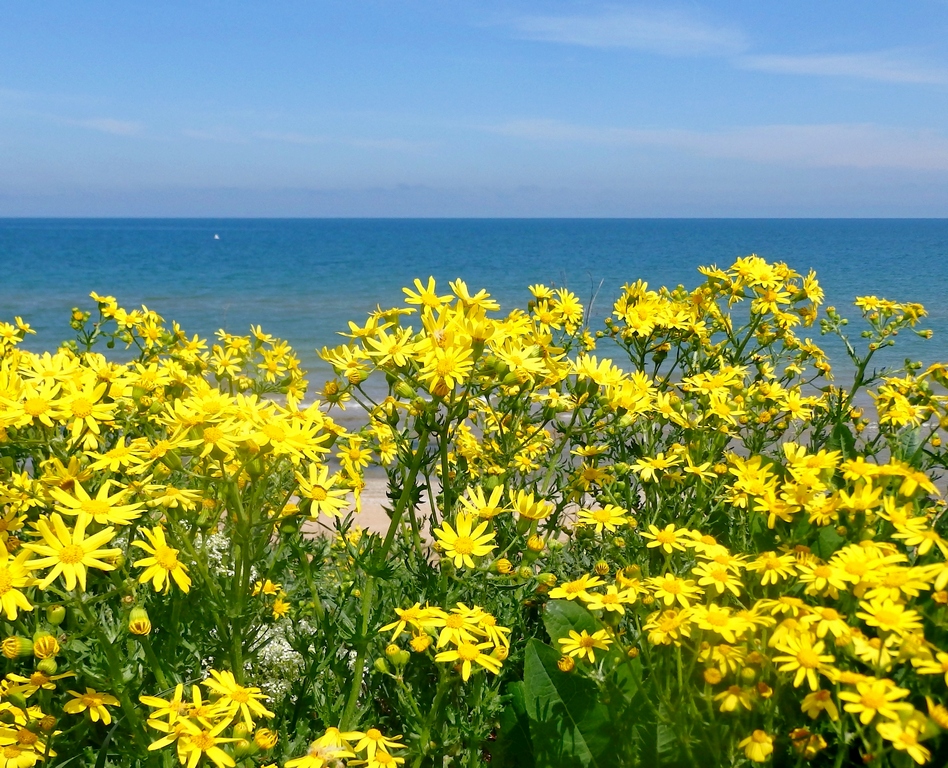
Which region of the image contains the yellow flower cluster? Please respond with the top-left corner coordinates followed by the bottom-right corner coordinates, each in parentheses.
top-left (381, 602), bottom-right (510, 682)
top-left (141, 670), bottom-right (275, 768)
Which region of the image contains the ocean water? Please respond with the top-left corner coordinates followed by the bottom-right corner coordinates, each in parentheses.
top-left (2, 218), bottom-right (947, 387)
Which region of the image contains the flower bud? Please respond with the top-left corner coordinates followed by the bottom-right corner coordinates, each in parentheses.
top-left (410, 634), bottom-right (432, 653)
top-left (36, 658), bottom-right (58, 675)
top-left (626, 647), bottom-right (639, 659)
top-left (254, 728), bottom-right (278, 750)
top-left (494, 558), bottom-right (513, 575)
top-left (374, 657), bottom-right (390, 674)
top-left (32, 633), bottom-right (59, 659)
top-left (46, 606), bottom-right (66, 626)
top-left (233, 739), bottom-right (254, 759)
top-left (129, 607), bottom-right (152, 636)
top-left (2, 637), bottom-right (33, 659)
top-left (703, 668), bottom-right (722, 685)
top-left (557, 655), bottom-right (575, 673)
top-left (527, 535), bottom-right (545, 553)
top-left (594, 561), bottom-right (610, 576)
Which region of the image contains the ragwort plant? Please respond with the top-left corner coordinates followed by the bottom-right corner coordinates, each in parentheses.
top-left (0, 256), bottom-right (946, 767)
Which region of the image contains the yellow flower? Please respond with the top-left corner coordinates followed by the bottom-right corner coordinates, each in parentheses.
top-left (380, 603), bottom-right (441, 640)
top-left (800, 689), bottom-right (839, 721)
top-left (50, 480), bottom-right (143, 526)
top-left (648, 574), bottom-right (703, 608)
top-left (772, 633), bottom-right (835, 691)
top-left (435, 641), bottom-right (503, 681)
top-left (132, 526), bottom-right (192, 593)
top-left (692, 562), bottom-right (743, 597)
top-left (295, 464), bottom-right (349, 518)
top-left (0, 552), bottom-right (34, 621)
top-left (876, 721), bottom-right (930, 764)
top-left (581, 585), bottom-right (637, 614)
top-left (714, 685), bottom-right (753, 713)
top-left (352, 728), bottom-right (404, 760)
top-left (433, 513), bottom-right (495, 569)
top-left (557, 629), bottom-right (613, 663)
top-left (458, 485), bottom-right (508, 519)
top-left (203, 669), bottom-right (274, 729)
top-left (177, 719), bottom-right (238, 768)
top-left (642, 523), bottom-right (692, 554)
top-left (575, 505), bottom-right (629, 533)
top-left (510, 490), bottom-right (554, 521)
top-left (738, 730), bottom-right (774, 763)
top-left (64, 687), bottom-right (120, 725)
top-left (549, 574), bottom-right (605, 602)
top-left (23, 514), bottom-right (120, 592)
top-left (855, 598), bottom-right (923, 636)
top-left (839, 678), bottom-right (911, 725)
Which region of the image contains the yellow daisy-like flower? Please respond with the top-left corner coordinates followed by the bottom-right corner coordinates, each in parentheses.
top-left (295, 463), bottom-right (349, 518)
top-left (63, 687), bottom-right (120, 725)
top-left (838, 678), bottom-right (911, 725)
top-left (738, 730), bottom-right (774, 763)
top-left (433, 513), bottom-right (495, 569)
top-left (50, 480), bottom-right (143, 526)
top-left (23, 514), bottom-right (120, 592)
top-left (132, 526), bottom-right (192, 593)
top-left (549, 574), bottom-right (605, 602)
top-left (458, 485), bottom-right (508, 519)
top-left (435, 641), bottom-right (502, 681)
top-left (575, 504), bottom-right (629, 533)
top-left (177, 719), bottom-right (238, 768)
top-left (0, 551), bottom-right (34, 621)
top-left (352, 728), bottom-right (404, 760)
top-left (203, 669), bottom-right (274, 729)
top-left (772, 633), bottom-right (835, 691)
top-left (558, 629), bottom-right (613, 663)
top-left (642, 523), bottom-right (692, 554)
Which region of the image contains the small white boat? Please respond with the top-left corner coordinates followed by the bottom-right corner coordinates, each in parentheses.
top-left (214, 234), bottom-right (220, 240)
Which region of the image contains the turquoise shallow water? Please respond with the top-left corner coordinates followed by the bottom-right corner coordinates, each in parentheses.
top-left (2, 218), bottom-right (947, 385)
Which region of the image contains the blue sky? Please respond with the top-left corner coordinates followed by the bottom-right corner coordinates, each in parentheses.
top-left (2, 1), bottom-right (948, 216)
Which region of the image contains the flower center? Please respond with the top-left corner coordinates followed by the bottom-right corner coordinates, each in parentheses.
top-left (456, 643), bottom-right (480, 661)
top-left (59, 545), bottom-right (85, 565)
top-left (70, 398), bottom-right (93, 418)
top-left (23, 397), bottom-right (49, 416)
top-left (0, 570), bottom-right (13, 595)
top-left (445, 615), bottom-right (464, 629)
top-left (796, 649), bottom-right (821, 668)
top-left (452, 536), bottom-right (474, 555)
top-left (861, 691), bottom-right (887, 710)
top-left (81, 499), bottom-right (110, 518)
top-left (203, 427), bottom-right (223, 444)
top-left (154, 545), bottom-right (180, 571)
top-left (191, 732), bottom-right (215, 751)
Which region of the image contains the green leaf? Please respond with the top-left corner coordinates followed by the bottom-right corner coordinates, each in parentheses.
top-left (491, 682), bottom-right (535, 768)
top-left (828, 422), bottom-right (856, 458)
top-left (543, 600), bottom-right (602, 645)
top-left (814, 525), bottom-right (845, 560)
top-left (523, 639), bottom-right (615, 768)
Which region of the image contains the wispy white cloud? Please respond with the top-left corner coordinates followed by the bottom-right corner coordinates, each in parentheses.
top-left (255, 130), bottom-right (328, 145)
top-left (508, 7), bottom-right (746, 56)
top-left (489, 119), bottom-right (948, 170)
top-left (256, 131), bottom-right (430, 152)
top-left (182, 128), bottom-right (248, 143)
top-left (738, 51), bottom-right (948, 84)
top-left (70, 117), bottom-right (143, 136)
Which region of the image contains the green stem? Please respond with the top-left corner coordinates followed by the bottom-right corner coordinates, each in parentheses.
top-left (75, 594), bottom-right (150, 755)
top-left (340, 428), bottom-right (431, 730)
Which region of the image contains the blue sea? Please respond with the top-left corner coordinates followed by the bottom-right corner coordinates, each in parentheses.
top-left (2, 219), bottom-right (947, 388)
